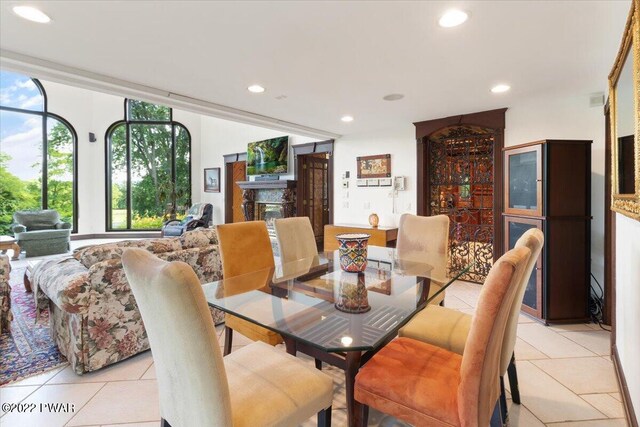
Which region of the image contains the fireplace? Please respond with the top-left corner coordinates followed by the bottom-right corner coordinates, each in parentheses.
top-left (236, 179), bottom-right (297, 226)
top-left (256, 203), bottom-right (284, 237)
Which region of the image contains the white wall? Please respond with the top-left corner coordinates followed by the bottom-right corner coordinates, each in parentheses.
top-left (198, 116), bottom-right (319, 224)
top-left (505, 92), bottom-right (606, 290)
top-left (331, 92), bottom-right (606, 287)
top-left (615, 214), bottom-right (640, 415)
top-left (41, 79), bottom-right (205, 234)
top-left (333, 125), bottom-right (416, 227)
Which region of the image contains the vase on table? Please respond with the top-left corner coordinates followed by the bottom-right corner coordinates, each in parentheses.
top-left (336, 233), bottom-right (370, 272)
top-left (368, 213), bottom-right (379, 228)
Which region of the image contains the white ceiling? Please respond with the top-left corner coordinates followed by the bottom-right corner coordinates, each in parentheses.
top-left (0, 1), bottom-right (631, 135)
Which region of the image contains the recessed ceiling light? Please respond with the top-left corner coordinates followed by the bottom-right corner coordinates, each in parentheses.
top-left (247, 85), bottom-right (265, 93)
top-left (438, 9), bottom-right (468, 28)
top-left (491, 84), bottom-right (511, 93)
top-left (341, 115), bottom-right (354, 123)
top-left (13, 6), bottom-right (51, 23)
top-left (383, 94), bottom-right (404, 101)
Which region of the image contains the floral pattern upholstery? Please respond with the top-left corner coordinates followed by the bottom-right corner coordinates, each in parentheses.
top-left (34, 228), bottom-right (224, 374)
top-left (0, 254), bottom-right (12, 334)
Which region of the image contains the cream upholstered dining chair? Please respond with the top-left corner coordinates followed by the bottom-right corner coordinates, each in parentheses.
top-left (354, 246), bottom-right (531, 427)
top-left (396, 213), bottom-right (450, 305)
top-left (122, 248), bottom-right (333, 427)
top-left (274, 217), bottom-right (318, 263)
top-left (399, 227), bottom-right (543, 423)
top-left (216, 221), bottom-right (283, 354)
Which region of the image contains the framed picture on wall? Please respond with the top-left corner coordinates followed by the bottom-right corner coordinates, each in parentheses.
top-left (204, 168), bottom-right (221, 193)
top-left (357, 154), bottom-right (391, 178)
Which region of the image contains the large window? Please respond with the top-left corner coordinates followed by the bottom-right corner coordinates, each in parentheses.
top-left (106, 100), bottom-right (191, 230)
top-left (0, 71), bottom-right (77, 234)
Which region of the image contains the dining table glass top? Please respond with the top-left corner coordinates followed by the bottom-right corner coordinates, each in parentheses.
top-left (203, 246), bottom-right (472, 353)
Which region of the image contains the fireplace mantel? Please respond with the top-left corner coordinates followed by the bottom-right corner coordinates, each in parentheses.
top-left (237, 180), bottom-right (296, 190)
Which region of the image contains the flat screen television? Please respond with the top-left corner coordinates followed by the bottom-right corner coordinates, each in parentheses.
top-left (246, 136), bottom-right (289, 175)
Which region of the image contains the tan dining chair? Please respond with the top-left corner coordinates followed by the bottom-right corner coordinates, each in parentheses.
top-left (396, 213), bottom-right (450, 305)
top-left (274, 216), bottom-right (318, 264)
top-left (122, 248), bottom-right (333, 427)
top-left (216, 221), bottom-right (283, 354)
top-left (355, 245), bottom-right (531, 427)
top-left (399, 227), bottom-right (543, 423)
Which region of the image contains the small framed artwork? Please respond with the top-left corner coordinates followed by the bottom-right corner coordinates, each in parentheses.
top-left (379, 178), bottom-right (392, 187)
top-left (356, 179), bottom-right (368, 187)
top-left (357, 154), bottom-right (391, 179)
top-left (367, 178), bottom-right (379, 187)
top-left (204, 168), bottom-right (221, 193)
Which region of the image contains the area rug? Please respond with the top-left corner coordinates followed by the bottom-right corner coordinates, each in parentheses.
top-left (0, 266), bottom-right (67, 385)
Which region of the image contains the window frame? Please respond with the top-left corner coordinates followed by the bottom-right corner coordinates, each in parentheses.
top-left (105, 99), bottom-right (191, 231)
top-left (0, 77), bottom-right (79, 233)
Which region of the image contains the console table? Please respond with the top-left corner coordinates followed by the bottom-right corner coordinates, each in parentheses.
top-left (323, 224), bottom-right (398, 252)
top-left (0, 236), bottom-right (20, 261)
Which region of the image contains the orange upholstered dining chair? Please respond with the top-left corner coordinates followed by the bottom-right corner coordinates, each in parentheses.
top-left (354, 245), bottom-right (531, 427)
top-left (398, 228), bottom-right (544, 423)
top-left (396, 213), bottom-right (450, 306)
top-left (216, 221), bottom-right (283, 355)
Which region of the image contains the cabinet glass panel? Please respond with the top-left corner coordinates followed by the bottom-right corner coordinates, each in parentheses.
top-left (508, 221), bottom-right (537, 310)
top-left (508, 151), bottom-right (538, 210)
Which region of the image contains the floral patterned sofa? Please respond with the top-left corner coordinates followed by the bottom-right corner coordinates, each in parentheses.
top-left (33, 228), bottom-right (224, 374)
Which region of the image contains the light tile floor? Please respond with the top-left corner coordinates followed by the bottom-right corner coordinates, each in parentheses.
top-left (0, 241), bottom-right (628, 427)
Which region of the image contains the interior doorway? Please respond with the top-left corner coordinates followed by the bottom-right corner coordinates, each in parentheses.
top-left (223, 152), bottom-right (247, 224)
top-left (415, 109), bottom-right (506, 283)
top-left (293, 140), bottom-right (334, 249)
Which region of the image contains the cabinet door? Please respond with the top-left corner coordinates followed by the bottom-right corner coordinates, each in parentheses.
top-left (504, 145), bottom-right (542, 216)
top-left (504, 216), bottom-right (543, 319)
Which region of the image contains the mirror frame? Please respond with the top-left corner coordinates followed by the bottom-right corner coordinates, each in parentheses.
top-left (610, 0), bottom-right (640, 221)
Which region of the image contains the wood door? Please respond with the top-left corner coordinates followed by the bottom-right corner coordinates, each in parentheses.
top-left (299, 154), bottom-right (329, 246)
top-left (232, 161), bottom-right (246, 223)
top-left (504, 215), bottom-right (543, 319)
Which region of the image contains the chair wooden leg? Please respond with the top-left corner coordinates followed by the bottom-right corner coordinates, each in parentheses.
top-left (315, 358), bottom-right (322, 370)
top-left (499, 376), bottom-right (508, 425)
top-left (223, 326), bottom-right (233, 356)
top-left (318, 405), bottom-right (332, 427)
top-left (508, 352), bottom-right (521, 404)
top-left (490, 400), bottom-right (503, 427)
top-left (161, 418), bottom-right (172, 427)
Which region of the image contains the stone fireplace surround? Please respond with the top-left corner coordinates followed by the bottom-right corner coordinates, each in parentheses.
top-left (237, 180), bottom-right (297, 237)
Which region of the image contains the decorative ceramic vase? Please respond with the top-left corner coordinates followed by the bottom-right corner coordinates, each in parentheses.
top-left (368, 213), bottom-right (379, 228)
top-left (335, 274), bottom-right (371, 314)
top-left (336, 233), bottom-right (370, 272)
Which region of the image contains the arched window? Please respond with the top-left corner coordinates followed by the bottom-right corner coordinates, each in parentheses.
top-left (106, 99), bottom-right (191, 230)
top-left (0, 71), bottom-right (78, 234)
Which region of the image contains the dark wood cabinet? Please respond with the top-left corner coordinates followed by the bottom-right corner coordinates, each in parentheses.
top-left (503, 140), bottom-right (591, 324)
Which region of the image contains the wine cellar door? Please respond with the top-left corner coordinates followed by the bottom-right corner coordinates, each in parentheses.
top-left (428, 126), bottom-right (495, 282)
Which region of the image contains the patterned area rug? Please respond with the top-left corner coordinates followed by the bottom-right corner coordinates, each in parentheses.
top-left (0, 266), bottom-right (67, 385)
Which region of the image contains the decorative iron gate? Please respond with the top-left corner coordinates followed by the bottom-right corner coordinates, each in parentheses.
top-left (428, 126), bottom-right (495, 283)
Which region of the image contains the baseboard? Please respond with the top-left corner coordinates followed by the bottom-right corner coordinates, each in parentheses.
top-left (612, 344), bottom-right (638, 427)
top-left (70, 232), bottom-right (161, 241)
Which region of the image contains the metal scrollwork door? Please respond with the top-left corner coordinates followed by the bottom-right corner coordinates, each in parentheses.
top-left (428, 125), bottom-right (495, 283)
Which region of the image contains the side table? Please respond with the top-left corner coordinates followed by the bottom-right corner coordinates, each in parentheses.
top-left (0, 236), bottom-right (20, 261)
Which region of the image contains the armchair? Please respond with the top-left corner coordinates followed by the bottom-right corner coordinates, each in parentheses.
top-left (11, 210), bottom-right (71, 257)
top-left (161, 203), bottom-right (213, 237)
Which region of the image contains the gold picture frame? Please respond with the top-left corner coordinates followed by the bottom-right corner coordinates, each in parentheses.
top-left (609, 0), bottom-right (640, 221)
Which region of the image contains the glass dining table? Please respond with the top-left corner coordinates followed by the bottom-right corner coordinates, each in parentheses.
top-left (203, 246), bottom-right (472, 427)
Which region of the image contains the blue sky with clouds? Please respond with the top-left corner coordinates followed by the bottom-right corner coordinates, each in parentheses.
top-left (1, 71), bottom-right (45, 180)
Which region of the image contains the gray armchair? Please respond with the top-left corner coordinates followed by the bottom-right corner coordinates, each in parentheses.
top-left (11, 210), bottom-right (71, 257)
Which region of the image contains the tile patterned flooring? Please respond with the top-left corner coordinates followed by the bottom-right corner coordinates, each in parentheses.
top-left (0, 242), bottom-right (628, 426)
